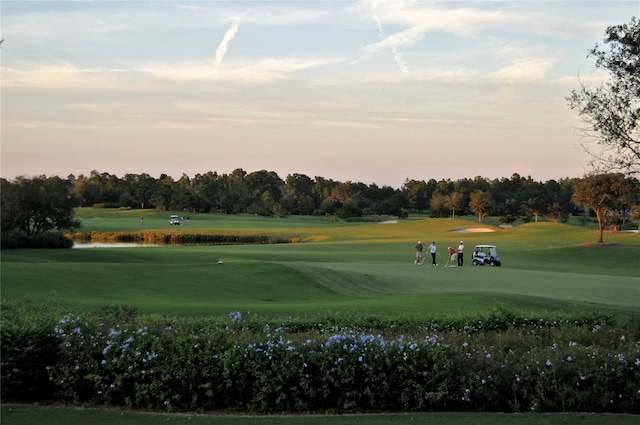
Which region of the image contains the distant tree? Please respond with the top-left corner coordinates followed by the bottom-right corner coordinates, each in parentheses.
top-left (445, 192), bottom-right (464, 218)
top-left (297, 195), bottom-right (316, 215)
top-left (522, 197), bottom-right (545, 223)
top-left (403, 179), bottom-right (429, 211)
top-left (631, 204), bottom-right (640, 230)
top-left (219, 169), bottom-right (250, 214)
top-left (284, 173), bottom-right (315, 214)
top-left (336, 198), bottom-right (362, 219)
top-left (572, 173), bottom-right (630, 243)
top-left (70, 173), bottom-right (100, 207)
top-left (87, 170), bottom-right (121, 204)
top-left (312, 177), bottom-right (338, 212)
top-left (269, 201), bottom-right (286, 218)
top-left (1, 176), bottom-right (81, 236)
top-left (152, 174), bottom-right (176, 212)
top-left (429, 193), bottom-right (446, 218)
top-left (285, 173), bottom-right (314, 195)
top-left (567, 17), bottom-right (640, 176)
top-left (127, 173), bottom-right (156, 209)
top-left (543, 178), bottom-right (577, 216)
top-left (246, 170), bottom-right (284, 203)
top-left (192, 171), bottom-right (221, 212)
top-left (170, 173), bottom-right (197, 212)
top-left (544, 202), bottom-right (569, 224)
top-left (469, 190), bottom-right (493, 222)
top-left (118, 191), bottom-right (134, 207)
top-left (320, 197), bottom-right (338, 216)
top-left (498, 198), bottom-right (520, 222)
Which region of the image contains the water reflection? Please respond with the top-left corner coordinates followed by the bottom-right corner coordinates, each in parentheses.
top-left (73, 243), bottom-right (159, 249)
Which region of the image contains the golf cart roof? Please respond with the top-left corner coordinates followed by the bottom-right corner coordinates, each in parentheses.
top-left (474, 244), bottom-right (496, 248)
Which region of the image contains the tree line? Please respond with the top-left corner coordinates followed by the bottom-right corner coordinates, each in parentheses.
top-left (2, 169), bottom-right (639, 228)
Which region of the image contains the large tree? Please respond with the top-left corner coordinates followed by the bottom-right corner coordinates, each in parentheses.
top-left (1, 176), bottom-right (81, 236)
top-left (469, 190), bottom-right (493, 222)
top-left (430, 193), bottom-right (447, 218)
top-left (403, 179), bottom-right (429, 211)
top-left (568, 17), bottom-right (640, 176)
top-left (445, 192), bottom-right (464, 218)
top-left (571, 173), bottom-right (630, 243)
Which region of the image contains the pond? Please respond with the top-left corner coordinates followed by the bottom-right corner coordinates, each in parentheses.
top-left (72, 243), bottom-right (159, 249)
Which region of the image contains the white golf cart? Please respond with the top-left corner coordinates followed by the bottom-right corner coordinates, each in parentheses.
top-left (169, 215), bottom-right (183, 225)
top-left (471, 245), bottom-right (502, 267)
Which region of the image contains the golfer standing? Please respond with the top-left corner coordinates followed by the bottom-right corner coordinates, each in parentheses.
top-left (458, 241), bottom-right (465, 266)
top-left (447, 246), bottom-right (457, 267)
top-left (429, 241), bottom-right (437, 265)
top-left (414, 241), bottom-right (423, 265)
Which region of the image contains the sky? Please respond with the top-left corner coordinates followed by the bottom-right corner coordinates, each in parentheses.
top-left (1, 1), bottom-right (639, 189)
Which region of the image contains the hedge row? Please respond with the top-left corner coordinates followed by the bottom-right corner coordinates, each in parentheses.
top-left (1, 302), bottom-right (639, 414)
top-left (66, 231), bottom-right (292, 245)
top-left (0, 232), bottom-right (74, 249)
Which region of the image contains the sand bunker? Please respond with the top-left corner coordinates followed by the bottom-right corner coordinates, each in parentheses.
top-left (379, 220), bottom-right (398, 224)
top-left (451, 227), bottom-right (495, 233)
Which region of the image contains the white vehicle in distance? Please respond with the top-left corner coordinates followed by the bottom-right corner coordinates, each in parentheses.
top-left (169, 215), bottom-right (183, 225)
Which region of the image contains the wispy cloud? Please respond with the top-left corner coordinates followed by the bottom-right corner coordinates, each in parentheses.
top-left (1, 63), bottom-right (125, 89)
top-left (2, 10), bottom-right (129, 37)
top-left (214, 18), bottom-right (240, 67)
top-left (138, 56), bottom-right (344, 83)
top-left (392, 47), bottom-right (409, 77)
top-left (362, 25), bottom-right (427, 57)
top-left (492, 58), bottom-right (556, 83)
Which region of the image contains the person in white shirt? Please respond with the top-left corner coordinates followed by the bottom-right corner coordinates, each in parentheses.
top-left (429, 242), bottom-right (438, 265)
top-left (457, 241), bottom-right (465, 266)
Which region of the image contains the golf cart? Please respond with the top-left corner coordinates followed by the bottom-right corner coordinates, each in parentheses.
top-left (471, 245), bottom-right (501, 267)
top-left (169, 215), bottom-right (183, 225)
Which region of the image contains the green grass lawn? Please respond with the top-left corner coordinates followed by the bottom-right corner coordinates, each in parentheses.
top-left (2, 210), bottom-right (639, 318)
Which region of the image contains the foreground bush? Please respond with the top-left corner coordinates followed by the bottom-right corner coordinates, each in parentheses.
top-left (2, 302), bottom-right (639, 414)
top-left (0, 231), bottom-right (73, 249)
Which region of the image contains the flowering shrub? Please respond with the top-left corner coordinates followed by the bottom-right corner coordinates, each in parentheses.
top-left (2, 302), bottom-right (639, 414)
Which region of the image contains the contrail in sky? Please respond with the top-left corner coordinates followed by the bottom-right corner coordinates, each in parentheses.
top-left (373, 14), bottom-right (408, 77)
top-left (392, 47), bottom-right (409, 77)
top-left (374, 14), bottom-right (384, 38)
top-left (214, 18), bottom-right (239, 67)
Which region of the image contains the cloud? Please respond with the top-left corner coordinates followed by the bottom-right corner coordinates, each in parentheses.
top-left (491, 58), bottom-right (556, 83)
top-left (2, 10), bottom-right (129, 37)
top-left (214, 18), bottom-right (240, 67)
top-left (0, 63), bottom-right (125, 89)
top-left (137, 56), bottom-right (344, 83)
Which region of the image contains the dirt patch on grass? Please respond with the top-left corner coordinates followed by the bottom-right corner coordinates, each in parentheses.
top-left (451, 228), bottom-right (495, 233)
